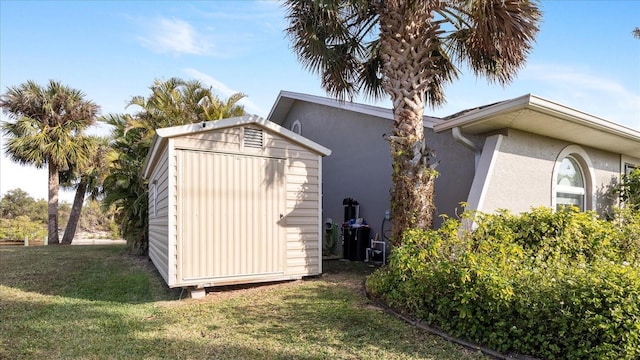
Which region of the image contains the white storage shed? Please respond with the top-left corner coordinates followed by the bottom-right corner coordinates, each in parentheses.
top-left (141, 115), bottom-right (331, 291)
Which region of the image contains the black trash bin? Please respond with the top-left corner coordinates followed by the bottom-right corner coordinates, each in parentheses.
top-left (342, 223), bottom-right (351, 260)
top-left (343, 225), bottom-right (370, 261)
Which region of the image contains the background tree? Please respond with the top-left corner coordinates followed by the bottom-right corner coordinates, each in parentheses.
top-left (78, 200), bottom-right (118, 235)
top-left (0, 188), bottom-right (47, 242)
top-left (285, 0), bottom-right (540, 244)
top-left (0, 80), bottom-right (99, 245)
top-left (60, 136), bottom-right (112, 244)
top-left (102, 77), bottom-right (246, 254)
top-left (102, 113), bottom-right (151, 254)
top-left (0, 188), bottom-right (40, 219)
top-left (633, 27), bottom-right (640, 39)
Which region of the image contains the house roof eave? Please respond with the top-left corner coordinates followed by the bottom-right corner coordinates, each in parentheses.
top-left (267, 90), bottom-right (444, 128)
top-left (434, 94), bottom-right (640, 159)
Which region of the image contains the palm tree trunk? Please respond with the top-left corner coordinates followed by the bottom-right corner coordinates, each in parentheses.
top-left (379, 2), bottom-right (440, 245)
top-left (61, 180), bottom-right (87, 244)
top-left (47, 163), bottom-right (60, 245)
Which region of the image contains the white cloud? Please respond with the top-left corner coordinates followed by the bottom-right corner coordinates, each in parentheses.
top-left (521, 64), bottom-right (640, 130)
top-left (182, 68), bottom-right (264, 115)
top-left (183, 68), bottom-right (235, 97)
top-left (137, 17), bottom-right (212, 56)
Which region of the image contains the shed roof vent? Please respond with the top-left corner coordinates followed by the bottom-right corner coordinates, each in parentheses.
top-left (244, 128), bottom-right (264, 148)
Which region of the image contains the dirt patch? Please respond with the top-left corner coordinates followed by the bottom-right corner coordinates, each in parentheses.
top-left (165, 259), bottom-right (378, 304)
top-left (204, 279), bottom-right (305, 300)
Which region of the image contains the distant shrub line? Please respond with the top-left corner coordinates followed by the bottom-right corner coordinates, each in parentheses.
top-left (366, 207), bottom-right (640, 359)
top-left (0, 217), bottom-right (47, 242)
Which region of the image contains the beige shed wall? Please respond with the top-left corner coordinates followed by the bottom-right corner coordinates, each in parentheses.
top-left (478, 129), bottom-right (621, 215)
top-left (164, 124), bottom-right (321, 287)
top-left (148, 144), bottom-right (171, 285)
top-left (177, 150), bottom-right (286, 284)
top-left (283, 150), bottom-right (322, 276)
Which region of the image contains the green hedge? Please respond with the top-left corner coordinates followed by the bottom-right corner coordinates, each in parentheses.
top-left (366, 207), bottom-right (640, 359)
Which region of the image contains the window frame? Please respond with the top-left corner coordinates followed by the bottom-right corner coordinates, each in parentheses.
top-left (624, 162), bottom-right (639, 176)
top-left (290, 120), bottom-right (302, 135)
top-left (551, 145), bottom-right (595, 212)
top-left (555, 156), bottom-right (586, 211)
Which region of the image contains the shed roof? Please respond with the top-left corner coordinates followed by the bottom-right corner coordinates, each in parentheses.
top-left (267, 90), bottom-right (444, 128)
top-left (142, 114), bottom-right (332, 179)
top-left (434, 94), bottom-right (640, 159)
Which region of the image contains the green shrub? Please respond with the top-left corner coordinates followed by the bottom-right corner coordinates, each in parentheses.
top-left (614, 168), bottom-right (640, 211)
top-left (0, 216), bottom-right (47, 241)
top-left (366, 207), bottom-right (640, 359)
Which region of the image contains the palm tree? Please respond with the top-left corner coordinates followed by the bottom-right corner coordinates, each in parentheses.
top-left (203, 92), bottom-right (247, 120)
top-left (60, 136), bottom-right (112, 244)
top-left (0, 80), bottom-right (99, 245)
top-left (284, 0), bottom-right (541, 244)
top-left (102, 78), bottom-right (246, 254)
top-left (102, 113), bottom-right (152, 254)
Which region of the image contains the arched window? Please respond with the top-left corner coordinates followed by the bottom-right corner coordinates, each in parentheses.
top-left (290, 120), bottom-right (302, 135)
top-left (555, 156), bottom-right (586, 211)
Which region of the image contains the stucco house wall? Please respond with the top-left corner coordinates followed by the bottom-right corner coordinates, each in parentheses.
top-left (280, 101), bottom-right (393, 230)
top-left (272, 94), bottom-right (477, 234)
top-left (267, 91), bottom-right (640, 254)
top-left (438, 94), bottom-right (640, 220)
top-left (474, 129), bottom-right (620, 215)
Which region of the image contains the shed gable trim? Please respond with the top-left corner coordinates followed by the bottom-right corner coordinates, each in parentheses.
top-left (142, 114), bottom-right (331, 179)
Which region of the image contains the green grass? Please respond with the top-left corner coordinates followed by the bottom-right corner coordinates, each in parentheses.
top-left (0, 245), bottom-right (485, 359)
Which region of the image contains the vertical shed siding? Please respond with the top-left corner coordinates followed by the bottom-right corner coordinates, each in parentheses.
top-left (278, 141), bottom-right (321, 276)
top-left (148, 145), bottom-right (171, 285)
top-left (177, 149), bottom-right (285, 283)
top-left (167, 124), bottom-right (322, 287)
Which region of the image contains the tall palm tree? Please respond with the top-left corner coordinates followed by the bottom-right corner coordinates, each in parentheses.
top-left (102, 77), bottom-right (246, 254)
top-left (285, 0), bottom-right (540, 244)
top-left (60, 136), bottom-right (112, 244)
top-left (0, 80), bottom-right (99, 245)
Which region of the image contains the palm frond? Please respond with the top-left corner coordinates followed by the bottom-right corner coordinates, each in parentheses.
top-left (446, 0), bottom-right (541, 84)
top-left (285, 0), bottom-right (383, 101)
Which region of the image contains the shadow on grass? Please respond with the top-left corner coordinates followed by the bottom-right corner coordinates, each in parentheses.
top-left (190, 262), bottom-right (482, 359)
top-left (0, 296), bottom-right (330, 360)
top-left (0, 250), bottom-right (482, 359)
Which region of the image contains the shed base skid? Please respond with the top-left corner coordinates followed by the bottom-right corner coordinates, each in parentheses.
top-left (188, 287), bottom-right (207, 299)
top-left (176, 273), bottom-right (313, 295)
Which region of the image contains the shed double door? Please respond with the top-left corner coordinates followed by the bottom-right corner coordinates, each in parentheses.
top-left (177, 149), bottom-right (285, 281)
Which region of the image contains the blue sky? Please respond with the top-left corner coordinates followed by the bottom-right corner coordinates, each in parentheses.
top-left (1, 0), bottom-right (639, 203)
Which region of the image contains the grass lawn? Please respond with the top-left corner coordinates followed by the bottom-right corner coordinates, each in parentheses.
top-left (0, 245), bottom-right (485, 359)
